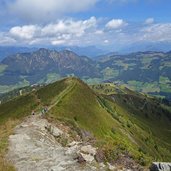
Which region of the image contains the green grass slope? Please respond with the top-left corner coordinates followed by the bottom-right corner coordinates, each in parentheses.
top-left (92, 83), bottom-right (171, 162)
top-left (48, 78), bottom-right (117, 138)
top-left (47, 78), bottom-right (151, 165)
top-left (0, 77), bottom-right (171, 170)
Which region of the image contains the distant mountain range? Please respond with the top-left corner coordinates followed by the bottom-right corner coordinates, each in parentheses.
top-left (0, 46), bottom-right (37, 61)
top-left (0, 48), bottom-right (98, 85)
top-left (0, 48), bottom-right (171, 100)
top-left (121, 41), bottom-right (171, 53)
top-left (0, 46), bottom-right (108, 62)
top-left (53, 45), bottom-right (108, 57)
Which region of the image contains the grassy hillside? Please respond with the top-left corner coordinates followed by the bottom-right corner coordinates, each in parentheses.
top-left (98, 52), bottom-right (171, 100)
top-left (92, 83), bottom-right (171, 162)
top-left (42, 78), bottom-right (171, 165)
top-left (48, 78), bottom-right (117, 137)
top-left (0, 77), bottom-right (171, 170)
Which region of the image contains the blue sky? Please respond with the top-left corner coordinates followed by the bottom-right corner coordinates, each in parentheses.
top-left (75, 0), bottom-right (171, 22)
top-left (0, 0), bottom-right (171, 50)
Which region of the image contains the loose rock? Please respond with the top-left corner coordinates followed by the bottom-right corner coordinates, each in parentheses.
top-left (150, 162), bottom-right (171, 171)
top-left (80, 145), bottom-right (96, 156)
top-left (6, 115), bottom-right (105, 171)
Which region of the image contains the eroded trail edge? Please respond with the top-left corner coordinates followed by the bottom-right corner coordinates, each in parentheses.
top-left (6, 114), bottom-right (106, 171)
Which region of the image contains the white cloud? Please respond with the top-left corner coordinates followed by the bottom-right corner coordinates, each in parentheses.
top-left (1, 17), bottom-right (171, 49)
top-left (0, 32), bottom-right (16, 45)
top-left (106, 19), bottom-right (127, 29)
top-left (42, 17), bottom-right (97, 37)
top-left (145, 18), bottom-right (154, 24)
top-left (7, 17), bottom-right (97, 45)
top-left (7, 0), bottom-right (98, 22)
top-left (51, 40), bottom-right (66, 45)
top-left (104, 40), bottom-right (109, 43)
top-left (9, 25), bottom-right (40, 40)
top-left (95, 30), bottom-right (104, 34)
top-left (141, 23), bottom-right (171, 41)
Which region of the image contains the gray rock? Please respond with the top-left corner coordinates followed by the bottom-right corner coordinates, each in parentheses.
top-left (6, 115), bottom-right (103, 171)
top-left (76, 153), bottom-right (86, 164)
top-left (150, 162), bottom-right (171, 171)
top-left (75, 145), bottom-right (97, 163)
top-left (78, 152), bottom-right (95, 163)
top-left (50, 126), bottom-right (63, 137)
top-left (80, 145), bottom-right (96, 156)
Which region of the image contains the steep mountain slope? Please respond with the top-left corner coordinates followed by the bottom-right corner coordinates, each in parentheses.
top-left (92, 83), bottom-right (171, 159)
top-left (0, 46), bottom-right (36, 62)
top-left (53, 45), bottom-right (108, 57)
top-left (0, 48), bottom-right (98, 89)
top-left (1, 49), bottom-right (171, 101)
top-left (0, 77), bottom-right (170, 170)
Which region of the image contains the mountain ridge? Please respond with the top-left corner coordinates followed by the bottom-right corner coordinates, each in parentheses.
top-left (0, 77), bottom-right (171, 170)
top-left (0, 48), bottom-right (171, 101)
top-left (0, 48), bottom-right (99, 85)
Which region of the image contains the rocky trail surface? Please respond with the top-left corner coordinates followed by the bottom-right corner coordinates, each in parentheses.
top-left (6, 114), bottom-right (107, 171)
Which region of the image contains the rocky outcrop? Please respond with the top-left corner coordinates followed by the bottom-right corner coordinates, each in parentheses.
top-left (46, 124), bottom-right (63, 137)
top-left (7, 114), bottom-right (143, 171)
top-left (150, 162), bottom-right (171, 171)
top-left (7, 115), bottom-right (106, 171)
top-left (76, 145), bottom-right (97, 163)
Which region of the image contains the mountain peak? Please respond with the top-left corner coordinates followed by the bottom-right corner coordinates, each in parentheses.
top-left (36, 48), bottom-right (53, 54)
top-left (60, 49), bottom-right (78, 56)
top-left (0, 49), bottom-right (99, 85)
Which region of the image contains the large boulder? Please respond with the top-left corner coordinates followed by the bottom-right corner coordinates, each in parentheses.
top-left (46, 124), bottom-right (63, 137)
top-left (76, 145), bottom-right (97, 163)
top-left (78, 153), bottom-right (94, 163)
top-left (150, 162), bottom-right (171, 171)
top-left (80, 145), bottom-right (97, 156)
top-left (76, 153), bottom-right (86, 163)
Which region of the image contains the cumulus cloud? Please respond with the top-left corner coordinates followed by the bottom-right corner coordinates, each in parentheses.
top-left (42, 17), bottom-right (97, 37)
top-left (145, 18), bottom-right (154, 24)
top-left (105, 19), bottom-right (127, 29)
top-left (7, 0), bottom-right (98, 22)
top-left (51, 40), bottom-right (66, 45)
top-left (0, 32), bottom-right (16, 45)
top-left (7, 17), bottom-right (97, 45)
top-left (141, 23), bottom-right (171, 41)
top-left (9, 25), bottom-right (40, 40)
top-left (1, 16), bottom-right (171, 49)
